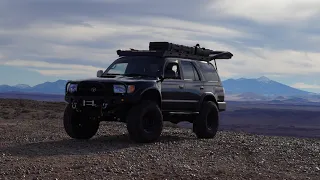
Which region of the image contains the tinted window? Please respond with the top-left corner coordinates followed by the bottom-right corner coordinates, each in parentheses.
top-left (164, 61), bottom-right (181, 79)
top-left (193, 65), bottom-right (200, 80)
top-left (197, 62), bottom-right (219, 81)
top-left (181, 61), bottom-right (200, 81)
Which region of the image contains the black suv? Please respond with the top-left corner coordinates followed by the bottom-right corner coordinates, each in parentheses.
top-left (63, 42), bottom-right (233, 143)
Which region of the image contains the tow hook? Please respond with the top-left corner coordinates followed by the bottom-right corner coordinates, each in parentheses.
top-left (102, 103), bottom-right (108, 109)
top-left (71, 102), bottom-right (77, 109)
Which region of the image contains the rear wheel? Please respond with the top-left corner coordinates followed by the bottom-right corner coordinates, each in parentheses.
top-left (126, 101), bottom-right (163, 143)
top-left (63, 104), bottom-right (100, 140)
top-left (193, 101), bottom-right (219, 139)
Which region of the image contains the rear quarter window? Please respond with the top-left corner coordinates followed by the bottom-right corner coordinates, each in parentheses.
top-left (197, 62), bottom-right (220, 81)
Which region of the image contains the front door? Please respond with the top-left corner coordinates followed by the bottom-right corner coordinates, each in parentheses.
top-left (161, 58), bottom-right (185, 112)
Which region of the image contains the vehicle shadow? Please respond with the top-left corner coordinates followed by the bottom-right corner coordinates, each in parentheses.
top-left (1, 134), bottom-right (193, 157)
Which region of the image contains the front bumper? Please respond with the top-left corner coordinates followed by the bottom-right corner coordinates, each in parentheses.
top-left (218, 102), bottom-right (226, 112)
top-left (65, 94), bottom-right (139, 109)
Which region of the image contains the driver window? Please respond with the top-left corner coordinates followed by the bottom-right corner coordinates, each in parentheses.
top-left (164, 61), bottom-right (181, 79)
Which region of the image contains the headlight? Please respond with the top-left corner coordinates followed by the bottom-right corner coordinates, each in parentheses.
top-left (113, 84), bottom-right (126, 93)
top-left (67, 83), bottom-right (78, 93)
top-left (113, 84), bottom-right (135, 93)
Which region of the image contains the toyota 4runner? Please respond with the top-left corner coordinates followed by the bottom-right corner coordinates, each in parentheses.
top-left (63, 42), bottom-right (233, 143)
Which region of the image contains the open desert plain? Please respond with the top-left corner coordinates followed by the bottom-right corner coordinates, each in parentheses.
top-left (0, 98), bottom-right (320, 180)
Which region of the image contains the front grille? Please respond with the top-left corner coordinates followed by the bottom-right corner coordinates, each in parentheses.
top-left (76, 81), bottom-right (114, 96)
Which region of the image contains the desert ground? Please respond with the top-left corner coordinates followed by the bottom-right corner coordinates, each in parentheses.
top-left (0, 98), bottom-right (320, 180)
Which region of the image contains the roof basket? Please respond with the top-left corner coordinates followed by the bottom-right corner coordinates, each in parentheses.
top-left (116, 41), bottom-right (233, 62)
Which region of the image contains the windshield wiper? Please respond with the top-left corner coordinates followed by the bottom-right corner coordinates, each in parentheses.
top-left (101, 73), bottom-right (121, 77)
top-left (123, 73), bottom-right (155, 78)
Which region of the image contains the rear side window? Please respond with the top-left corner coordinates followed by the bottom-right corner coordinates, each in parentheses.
top-left (181, 61), bottom-right (200, 81)
top-left (197, 62), bottom-right (220, 81)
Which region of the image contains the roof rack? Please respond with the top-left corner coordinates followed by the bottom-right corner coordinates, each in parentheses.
top-left (116, 41), bottom-right (233, 62)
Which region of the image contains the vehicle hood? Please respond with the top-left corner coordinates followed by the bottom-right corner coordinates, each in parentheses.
top-left (69, 76), bottom-right (158, 84)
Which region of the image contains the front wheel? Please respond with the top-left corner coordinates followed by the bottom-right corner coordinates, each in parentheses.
top-left (193, 101), bottom-right (219, 139)
top-left (63, 104), bottom-right (100, 140)
top-left (126, 101), bottom-right (163, 143)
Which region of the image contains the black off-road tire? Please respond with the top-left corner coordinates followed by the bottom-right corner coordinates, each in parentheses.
top-left (63, 104), bottom-right (100, 140)
top-left (193, 101), bottom-right (219, 139)
top-left (126, 100), bottom-right (163, 143)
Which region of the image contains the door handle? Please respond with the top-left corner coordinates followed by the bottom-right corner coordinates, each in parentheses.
top-left (200, 86), bottom-right (204, 90)
top-left (179, 85), bottom-right (184, 89)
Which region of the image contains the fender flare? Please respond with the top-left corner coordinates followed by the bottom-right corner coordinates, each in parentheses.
top-left (197, 92), bottom-right (218, 111)
top-left (140, 87), bottom-right (162, 107)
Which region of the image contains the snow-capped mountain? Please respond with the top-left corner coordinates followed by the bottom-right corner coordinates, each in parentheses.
top-left (256, 76), bottom-right (272, 83)
top-left (14, 84), bottom-right (31, 89)
top-left (222, 76), bottom-right (311, 96)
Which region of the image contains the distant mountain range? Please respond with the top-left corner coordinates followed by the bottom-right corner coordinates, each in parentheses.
top-left (0, 80), bottom-right (67, 95)
top-left (0, 76), bottom-right (319, 103)
top-left (222, 76), bottom-right (312, 96)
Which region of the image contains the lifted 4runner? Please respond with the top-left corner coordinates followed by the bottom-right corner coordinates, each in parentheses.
top-left (63, 42), bottom-right (233, 143)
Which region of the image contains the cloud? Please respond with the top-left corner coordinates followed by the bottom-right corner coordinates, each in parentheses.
top-left (218, 47), bottom-right (320, 76)
top-left (0, 14), bottom-right (251, 77)
top-left (32, 69), bottom-right (96, 76)
top-left (0, 16), bottom-right (248, 43)
top-left (0, 0), bottom-right (320, 88)
top-left (208, 0), bottom-right (320, 25)
top-left (291, 82), bottom-right (320, 90)
top-left (3, 60), bottom-right (104, 77)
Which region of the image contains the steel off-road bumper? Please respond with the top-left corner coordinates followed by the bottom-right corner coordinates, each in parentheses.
top-left (64, 95), bottom-right (140, 111)
top-left (218, 102), bottom-right (226, 112)
top-left (65, 95), bottom-right (141, 120)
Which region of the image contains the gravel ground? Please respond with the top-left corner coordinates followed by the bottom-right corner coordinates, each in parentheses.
top-left (0, 99), bottom-right (319, 180)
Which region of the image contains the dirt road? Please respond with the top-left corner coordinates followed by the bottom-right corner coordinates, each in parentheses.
top-left (0, 99), bottom-right (319, 179)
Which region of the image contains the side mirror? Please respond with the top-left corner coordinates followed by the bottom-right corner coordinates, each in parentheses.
top-left (156, 70), bottom-right (165, 82)
top-left (159, 75), bottom-right (165, 82)
top-left (97, 70), bottom-right (103, 77)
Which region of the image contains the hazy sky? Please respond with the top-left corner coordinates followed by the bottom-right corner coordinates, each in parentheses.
top-left (0, 0), bottom-right (320, 92)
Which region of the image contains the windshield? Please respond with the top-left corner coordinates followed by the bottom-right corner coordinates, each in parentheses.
top-left (102, 56), bottom-right (164, 77)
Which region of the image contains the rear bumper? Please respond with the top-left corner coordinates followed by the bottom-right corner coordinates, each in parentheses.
top-left (218, 102), bottom-right (226, 112)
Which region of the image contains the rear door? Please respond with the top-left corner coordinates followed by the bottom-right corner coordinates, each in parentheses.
top-left (178, 59), bottom-right (204, 112)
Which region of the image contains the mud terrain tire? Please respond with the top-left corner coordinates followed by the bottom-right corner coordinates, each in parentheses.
top-left (193, 101), bottom-right (219, 138)
top-left (63, 104), bottom-right (100, 140)
top-left (126, 101), bottom-right (163, 143)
